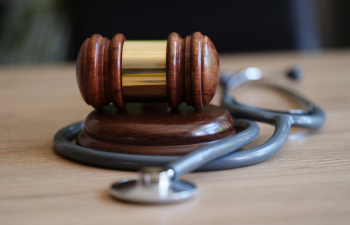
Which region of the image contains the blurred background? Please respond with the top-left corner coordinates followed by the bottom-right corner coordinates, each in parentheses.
top-left (0, 0), bottom-right (349, 65)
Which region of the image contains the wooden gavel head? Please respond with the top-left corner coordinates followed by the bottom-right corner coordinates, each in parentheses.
top-left (76, 32), bottom-right (220, 109)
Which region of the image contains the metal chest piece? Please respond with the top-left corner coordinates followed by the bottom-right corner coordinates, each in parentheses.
top-left (110, 167), bottom-right (197, 204)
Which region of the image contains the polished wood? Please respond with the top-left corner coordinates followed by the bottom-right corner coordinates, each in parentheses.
top-left (76, 103), bottom-right (235, 156)
top-left (184, 35), bottom-right (192, 105)
top-left (76, 33), bottom-right (126, 109)
top-left (191, 32), bottom-right (204, 109)
top-left (87, 34), bottom-right (102, 109)
top-left (109, 34), bottom-right (126, 109)
top-left (1, 50), bottom-right (350, 224)
top-left (76, 32), bottom-right (220, 109)
top-left (76, 38), bottom-right (89, 105)
top-left (166, 32), bottom-right (182, 108)
top-left (202, 35), bottom-right (221, 105)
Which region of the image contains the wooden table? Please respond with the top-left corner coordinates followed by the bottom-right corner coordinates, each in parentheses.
top-left (1, 50), bottom-right (349, 225)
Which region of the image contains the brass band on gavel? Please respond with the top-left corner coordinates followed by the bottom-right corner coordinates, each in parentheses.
top-left (76, 32), bottom-right (220, 109)
top-left (121, 41), bottom-right (167, 102)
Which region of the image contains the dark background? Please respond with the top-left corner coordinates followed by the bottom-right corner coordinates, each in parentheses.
top-left (71, 0), bottom-right (296, 53)
top-left (0, 0), bottom-right (349, 65)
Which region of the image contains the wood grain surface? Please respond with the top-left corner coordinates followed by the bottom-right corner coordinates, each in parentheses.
top-left (1, 50), bottom-right (350, 225)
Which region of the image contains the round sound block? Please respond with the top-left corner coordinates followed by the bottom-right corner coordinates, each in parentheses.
top-left (76, 103), bottom-right (236, 156)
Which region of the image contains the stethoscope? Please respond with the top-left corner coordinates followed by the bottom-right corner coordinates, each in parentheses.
top-left (54, 66), bottom-right (326, 204)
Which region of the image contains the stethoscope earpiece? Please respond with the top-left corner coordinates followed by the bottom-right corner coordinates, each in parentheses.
top-left (286, 66), bottom-right (303, 80)
top-left (220, 65), bottom-right (304, 89)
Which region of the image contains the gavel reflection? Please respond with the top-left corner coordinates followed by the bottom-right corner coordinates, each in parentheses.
top-left (76, 32), bottom-right (220, 109)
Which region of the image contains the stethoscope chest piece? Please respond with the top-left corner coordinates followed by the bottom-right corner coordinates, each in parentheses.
top-left (110, 167), bottom-right (197, 204)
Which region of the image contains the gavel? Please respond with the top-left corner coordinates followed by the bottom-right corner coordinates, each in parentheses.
top-left (76, 32), bottom-right (220, 109)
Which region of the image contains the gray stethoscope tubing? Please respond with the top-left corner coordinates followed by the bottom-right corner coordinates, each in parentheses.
top-left (53, 67), bottom-right (326, 203)
top-left (54, 84), bottom-right (325, 177)
top-left (222, 86), bottom-right (326, 129)
top-left (54, 118), bottom-right (260, 177)
top-left (204, 88), bottom-right (326, 170)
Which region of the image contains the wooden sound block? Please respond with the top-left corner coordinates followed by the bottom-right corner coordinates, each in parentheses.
top-left (76, 103), bottom-right (236, 156)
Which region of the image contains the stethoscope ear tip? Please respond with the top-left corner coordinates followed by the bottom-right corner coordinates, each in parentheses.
top-left (110, 167), bottom-right (197, 204)
top-left (286, 66), bottom-right (303, 80)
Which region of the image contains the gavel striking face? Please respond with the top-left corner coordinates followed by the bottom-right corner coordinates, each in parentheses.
top-left (76, 32), bottom-right (220, 109)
